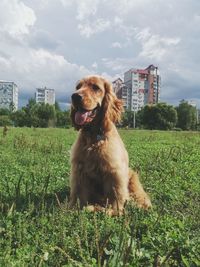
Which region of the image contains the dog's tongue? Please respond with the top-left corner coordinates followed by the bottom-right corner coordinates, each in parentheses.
top-left (75, 110), bottom-right (92, 125)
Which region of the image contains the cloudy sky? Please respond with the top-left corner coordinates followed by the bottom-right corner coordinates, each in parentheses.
top-left (0, 0), bottom-right (200, 108)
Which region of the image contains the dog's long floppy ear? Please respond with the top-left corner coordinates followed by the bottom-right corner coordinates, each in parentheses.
top-left (101, 79), bottom-right (124, 127)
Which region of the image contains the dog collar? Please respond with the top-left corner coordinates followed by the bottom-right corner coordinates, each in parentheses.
top-left (96, 134), bottom-right (106, 141)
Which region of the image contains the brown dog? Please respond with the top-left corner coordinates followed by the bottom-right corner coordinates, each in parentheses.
top-left (69, 75), bottom-right (151, 214)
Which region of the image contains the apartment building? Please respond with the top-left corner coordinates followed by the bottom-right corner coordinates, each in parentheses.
top-left (0, 81), bottom-right (18, 111)
top-left (35, 87), bottom-right (55, 105)
top-left (187, 100), bottom-right (197, 108)
top-left (124, 65), bottom-right (161, 111)
top-left (112, 78), bottom-right (128, 109)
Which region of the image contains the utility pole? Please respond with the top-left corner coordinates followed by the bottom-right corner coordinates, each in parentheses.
top-left (133, 109), bottom-right (136, 129)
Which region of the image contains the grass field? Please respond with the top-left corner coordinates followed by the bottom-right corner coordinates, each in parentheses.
top-left (0, 127), bottom-right (199, 266)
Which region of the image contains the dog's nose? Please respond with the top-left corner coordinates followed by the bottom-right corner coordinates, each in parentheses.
top-left (71, 93), bottom-right (82, 103)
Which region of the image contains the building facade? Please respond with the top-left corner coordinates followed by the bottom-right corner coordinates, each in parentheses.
top-left (112, 78), bottom-right (128, 109)
top-left (35, 87), bottom-right (55, 105)
top-left (0, 81), bottom-right (18, 111)
top-left (187, 100), bottom-right (197, 108)
top-left (124, 65), bottom-right (161, 111)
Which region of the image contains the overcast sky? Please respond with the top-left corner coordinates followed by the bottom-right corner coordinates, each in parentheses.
top-left (0, 0), bottom-right (200, 108)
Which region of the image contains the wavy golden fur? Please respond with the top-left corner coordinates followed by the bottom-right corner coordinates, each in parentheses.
top-left (69, 75), bottom-right (151, 214)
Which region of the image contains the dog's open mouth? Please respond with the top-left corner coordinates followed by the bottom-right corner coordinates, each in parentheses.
top-left (75, 107), bottom-right (98, 126)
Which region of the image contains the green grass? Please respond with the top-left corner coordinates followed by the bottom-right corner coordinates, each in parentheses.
top-left (0, 127), bottom-right (199, 266)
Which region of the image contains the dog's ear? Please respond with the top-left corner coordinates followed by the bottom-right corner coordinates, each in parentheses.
top-left (70, 105), bottom-right (81, 130)
top-left (101, 79), bottom-right (124, 126)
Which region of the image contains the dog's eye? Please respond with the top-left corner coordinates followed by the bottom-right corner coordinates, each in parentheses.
top-left (92, 84), bottom-right (100, 91)
top-left (76, 83), bottom-right (82, 90)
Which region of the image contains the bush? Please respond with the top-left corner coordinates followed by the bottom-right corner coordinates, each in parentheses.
top-left (0, 115), bottom-right (13, 126)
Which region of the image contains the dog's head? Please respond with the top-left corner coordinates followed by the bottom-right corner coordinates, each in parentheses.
top-left (71, 75), bottom-right (123, 130)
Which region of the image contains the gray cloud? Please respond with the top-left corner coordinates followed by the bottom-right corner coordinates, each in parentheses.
top-left (27, 29), bottom-right (62, 50)
top-left (0, 0), bottom-right (200, 108)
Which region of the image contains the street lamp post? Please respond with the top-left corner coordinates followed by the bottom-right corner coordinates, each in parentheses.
top-left (133, 108), bottom-right (136, 129)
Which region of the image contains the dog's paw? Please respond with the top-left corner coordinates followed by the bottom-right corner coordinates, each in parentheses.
top-left (84, 205), bottom-right (96, 212)
top-left (84, 205), bottom-right (105, 212)
top-left (137, 196), bottom-right (152, 210)
top-left (84, 205), bottom-right (124, 216)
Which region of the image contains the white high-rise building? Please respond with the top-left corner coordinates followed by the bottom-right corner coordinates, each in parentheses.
top-left (0, 81), bottom-right (18, 111)
top-left (187, 100), bottom-right (197, 108)
top-left (35, 87), bottom-right (55, 105)
top-left (124, 65), bottom-right (161, 111)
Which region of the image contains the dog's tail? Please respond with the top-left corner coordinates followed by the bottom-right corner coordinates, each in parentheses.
top-left (128, 169), bottom-right (152, 209)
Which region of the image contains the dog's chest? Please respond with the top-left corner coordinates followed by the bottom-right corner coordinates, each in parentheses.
top-left (72, 139), bottom-right (110, 175)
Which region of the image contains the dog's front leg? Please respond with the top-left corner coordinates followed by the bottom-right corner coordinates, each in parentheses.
top-left (112, 185), bottom-right (129, 214)
top-left (104, 173), bottom-right (129, 214)
top-left (69, 175), bottom-right (78, 208)
top-left (69, 167), bottom-right (90, 208)
top-left (69, 185), bottom-right (90, 208)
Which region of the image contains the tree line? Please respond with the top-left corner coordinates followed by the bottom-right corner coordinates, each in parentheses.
top-left (0, 99), bottom-right (199, 130)
top-left (0, 99), bottom-right (70, 128)
top-left (122, 101), bottom-right (199, 130)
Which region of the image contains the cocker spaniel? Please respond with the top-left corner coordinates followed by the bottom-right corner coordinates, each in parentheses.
top-left (69, 75), bottom-right (152, 214)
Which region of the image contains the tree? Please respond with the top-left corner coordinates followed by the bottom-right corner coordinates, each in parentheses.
top-left (0, 115), bottom-right (12, 126)
top-left (54, 101), bottom-right (71, 127)
top-left (54, 101), bottom-right (61, 111)
top-left (0, 108), bottom-right (10, 116)
top-left (22, 99), bottom-right (37, 127)
top-left (141, 103), bottom-right (177, 130)
top-left (9, 101), bottom-right (15, 112)
top-left (176, 100), bottom-right (197, 130)
top-left (10, 99), bottom-right (71, 128)
top-left (56, 110), bottom-right (71, 127)
top-left (136, 109), bottom-right (145, 128)
top-left (10, 110), bottom-right (28, 127)
top-left (36, 103), bottom-right (56, 127)
top-left (121, 110), bottom-right (135, 127)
